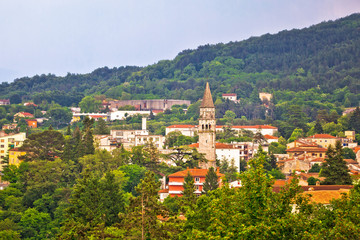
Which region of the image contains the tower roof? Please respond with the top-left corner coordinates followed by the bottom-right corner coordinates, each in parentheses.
top-left (200, 82), bottom-right (214, 108)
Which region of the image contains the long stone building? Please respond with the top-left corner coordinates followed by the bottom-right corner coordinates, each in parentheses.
top-left (108, 99), bottom-right (191, 111)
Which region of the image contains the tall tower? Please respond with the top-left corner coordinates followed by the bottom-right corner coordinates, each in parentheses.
top-left (198, 82), bottom-right (216, 169)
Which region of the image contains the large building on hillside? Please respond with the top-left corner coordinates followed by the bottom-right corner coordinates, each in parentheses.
top-left (108, 99), bottom-right (191, 111)
top-left (198, 82), bottom-right (217, 169)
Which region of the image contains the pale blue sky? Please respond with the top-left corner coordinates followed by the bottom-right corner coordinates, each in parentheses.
top-left (1, 0), bottom-right (360, 83)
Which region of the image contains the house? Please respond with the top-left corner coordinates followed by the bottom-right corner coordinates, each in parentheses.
top-left (168, 168), bottom-right (224, 197)
top-left (2, 123), bottom-right (18, 131)
top-left (342, 108), bottom-right (356, 116)
top-left (8, 148), bottom-right (26, 166)
top-left (286, 145), bottom-right (327, 159)
top-left (0, 132), bottom-right (26, 169)
top-left (259, 93), bottom-right (272, 102)
top-left (24, 102), bottom-right (38, 107)
top-left (14, 112), bottom-right (34, 120)
top-left (305, 134), bottom-right (338, 149)
top-left (94, 135), bottom-right (120, 152)
top-left (0, 99), bottom-right (10, 105)
top-left (25, 119), bottom-right (37, 128)
top-left (264, 135), bottom-right (279, 144)
top-left (222, 93), bottom-right (239, 103)
top-left (165, 124), bottom-right (278, 137)
top-left (109, 110), bottom-right (151, 121)
top-left (135, 135), bottom-right (165, 150)
top-left (165, 125), bottom-right (197, 137)
top-left (189, 142), bottom-right (242, 172)
top-left (345, 131), bottom-right (356, 141)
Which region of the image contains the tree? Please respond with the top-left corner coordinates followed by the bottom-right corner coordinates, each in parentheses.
top-left (342, 147), bottom-right (356, 160)
top-left (202, 167), bottom-right (219, 194)
top-left (163, 146), bottom-right (205, 169)
top-left (79, 96), bottom-right (101, 113)
top-left (223, 110), bottom-right (236, 125)
top-left (314, 120), bottom-right (323, 134)
top-left (94, 118), bottom-right (109, 135)
top-left (118, 164), bottom-right (147, 196)
top-left (181, 171), bottom-right (197, 211)
top-left (288, 128), bottom-right (304, 143)
top-left (320, 141), bottom-right (352, 185)
top-left (61, 171), bottom-right (126, 238)
top-left (309, 163), bottom-right (321, 173)
top-left (19, 130), bottom-right (65, 161)
top-left (82, 117), bottom-right (95, 155)
top-left (19, 208), bottom-right (53, 239)
top-left (307, 176), bottom-right (319, 185)
top-left (349, 107), bottom-right (360, 133)
top-left (121, 171), bottom-right (164, 239)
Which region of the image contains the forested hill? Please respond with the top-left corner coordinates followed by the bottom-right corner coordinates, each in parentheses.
top-left (1, 13), bottom-right (360, 106)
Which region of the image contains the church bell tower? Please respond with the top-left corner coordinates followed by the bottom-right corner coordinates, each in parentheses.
top-left (198, 82), bottom-right (216, 169)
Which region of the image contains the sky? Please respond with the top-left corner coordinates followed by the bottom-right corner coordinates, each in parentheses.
top-left (1, 0), bottom-right (360, 83)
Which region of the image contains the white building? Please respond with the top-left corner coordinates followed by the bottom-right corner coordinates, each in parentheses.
top-left (222, 93), bottom-right (238, 102)
top-left (109, 111), bottom-right (151, 121)
top-left (165, 124), bottom-right (278, 137)
top-left (165, 125), bottom-right (197, 137)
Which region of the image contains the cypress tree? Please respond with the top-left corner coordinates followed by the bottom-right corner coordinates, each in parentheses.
top-left (181, 171), bottom-right (197, 210)
top-left (202, 167), bottom-right (219, 194)
top-left (321, 141), bottom-right (352, 185)
top-left (314, 120), bottom-right (323, 134)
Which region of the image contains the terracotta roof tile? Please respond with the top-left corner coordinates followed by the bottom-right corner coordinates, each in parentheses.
top-left (286, 147), bottom-right (327, 152)
top-left (169, 168), bottom-right (224, 177)
top-left (188, 142), bottom-right (235, 149)
top-left (264, 135), bottom-right (278, 139)
top-left (308, 134), bottom-right (337, 139)
top-left (222, 93), bottom-right (236, 96)
top-left (167, 125), bottom-right (196, 128)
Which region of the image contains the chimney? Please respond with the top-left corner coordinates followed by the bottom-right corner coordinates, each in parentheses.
top-left (142, 117), bottom-right (147, 131)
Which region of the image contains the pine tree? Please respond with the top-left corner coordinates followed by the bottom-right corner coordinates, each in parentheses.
top-left (82, 117), bottom-right (95, 155)
top-left (349, 107), bottom-right (360, 133)
top-left (122, 171), bottom-right (164, 239)
top-left (181, 171), bottom-right (197, 210)
top-left (202, 167), bottom-right (219, 194)
top-left (94, 118), bottom-right (109, 135)
top-left (321, 141), bottom-right (352, 185)
top-left (65, 125), bottom-right (72, 135)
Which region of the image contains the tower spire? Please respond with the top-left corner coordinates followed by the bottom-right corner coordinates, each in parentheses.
top-left (200, 82), bottom-right (214, 108)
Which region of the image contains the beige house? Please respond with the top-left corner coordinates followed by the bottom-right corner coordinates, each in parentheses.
top-left (305, 134), bottom-right (338, 149)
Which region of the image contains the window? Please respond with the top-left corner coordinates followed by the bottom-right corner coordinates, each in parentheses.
top-left (195, 177), bottom-right (200, 182)
top-left (195, 185), bottom-right (199, 190)
top-left (0, 139), bottom-right (4, 143)
top-left (0, 145), bottom-right (4, 148)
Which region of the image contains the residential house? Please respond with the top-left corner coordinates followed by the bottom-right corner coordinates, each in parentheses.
top-left (305, 134), bottom-right (338, 149)
top-left (8, 148), bottom-right (26, 166)
top-left (0, 132), bottom-right (26, 169)
top-left (167, 168), bottom-right (224, 197)
top-left (2, 123), bottom-right (18, 131)
top-left (14, 112), bottom-right (34, 120)
top-left (165, 124), bottom-right (278, 137)
top-left (26, 119), bottom-right (37, 128)
top-left (189, 142), bottom-right (242, 172)
top-left (259, 93), bottom-right (272, 102)
top-left (222, 93), bottom-right (239, 103)
top-left (0, 99), bottom-right (10, 105)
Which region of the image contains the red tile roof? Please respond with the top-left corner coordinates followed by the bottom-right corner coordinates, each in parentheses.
top-left (264, 135), bottom-right (278, 139)
top-left (167, 125), bottom-right (196, 128)
top-left (158, 189), bottom-right (169, 193)
top-left (344, 159), bottom-right (358, 164)
top-left (17, 112), bottom-right (34, 117)
top-left (169, 168), bottom-right (224, 177)
top-left (286, 147), bottom-right (327, 152)
top-left (308, 134), bottom-right (337, 139)
top-left (188, 142), bottom-right (235, 149)
top-left (231, 125), bottom-right (278, 129)
top-left (353, 147), bottom-right (360, 153)
top-left (222, 93), bottom-right (237, 96)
